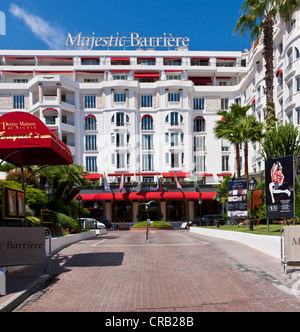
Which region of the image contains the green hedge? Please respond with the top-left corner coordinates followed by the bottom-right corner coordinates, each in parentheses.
top-left (132, 221), bottom-right (171, 228)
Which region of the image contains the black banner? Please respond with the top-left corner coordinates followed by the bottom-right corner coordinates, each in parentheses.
top-left (228, 178), bottom-right (248, 219)
top-left (265, 155), bottom-right (294, 219)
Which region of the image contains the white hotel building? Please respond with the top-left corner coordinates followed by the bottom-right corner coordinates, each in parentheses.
top-left (0, 10), bottom-right (299, 223)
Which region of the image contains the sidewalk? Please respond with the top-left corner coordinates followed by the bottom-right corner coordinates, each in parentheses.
top-left (1, 230), bottom-right (300, 312)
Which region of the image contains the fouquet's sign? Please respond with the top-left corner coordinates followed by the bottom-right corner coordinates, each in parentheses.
top-left (65, 32), bottom-right (190, 50)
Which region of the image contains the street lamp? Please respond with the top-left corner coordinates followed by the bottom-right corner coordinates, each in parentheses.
top-left (44, 182), bottom-right (53, 196)
top-left (248, 177), bottom-right (257, 231)
top-left (76, 194), bottom-right (83, 225)
top-left (215, 193), bottom-right (221, 228)
top-left (44, 182), bottom-right (53, 207)
top-left (198, 194), bottom-right (203, 226)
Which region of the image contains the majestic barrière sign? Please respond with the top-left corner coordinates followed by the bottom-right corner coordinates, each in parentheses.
top-left (65, 32), bottom-right (190, 50)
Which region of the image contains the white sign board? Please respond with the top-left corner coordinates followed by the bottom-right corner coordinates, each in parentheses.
top-left (0, 227), bottom-right (45, 267)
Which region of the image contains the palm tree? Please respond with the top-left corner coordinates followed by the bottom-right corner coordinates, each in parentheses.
top-left (214, 104), bottom-right (250, 178)
top-left (234, 0), bottom-right (299, 133)
top-left (38, 164), bottom-right (90, 214)
top-left (231, 115), bottom-right (264, 178)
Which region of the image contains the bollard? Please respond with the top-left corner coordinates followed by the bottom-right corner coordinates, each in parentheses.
top-left (0, 267), bottom-right (7, 296)
top-left (146, 219), bottom-right (151, 243)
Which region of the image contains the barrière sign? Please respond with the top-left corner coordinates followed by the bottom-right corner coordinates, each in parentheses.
top-left (66, 32), bottom-right (190, 50)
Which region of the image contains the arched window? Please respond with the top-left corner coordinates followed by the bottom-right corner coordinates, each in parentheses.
top-left (141, 115), bottom-right (153, 130)
top-left (85, 115), bottom-right (97, 130)
top-left (193, 117), bottom-right (205, 132)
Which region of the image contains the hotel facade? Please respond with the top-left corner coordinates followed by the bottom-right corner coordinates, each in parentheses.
top-left (0, 10), bottom-right (299, 224)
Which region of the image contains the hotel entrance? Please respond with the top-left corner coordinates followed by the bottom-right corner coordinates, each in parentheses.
top-left (113, 200), bottom-right (132, 223)
top-left (166, 200), bottom-right (186, 221)
top-left (137, 200), bottom-right (161, 221)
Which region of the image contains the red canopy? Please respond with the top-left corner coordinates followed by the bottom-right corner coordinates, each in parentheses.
top-left (0, 112), bottom-right (73, 166)
top-left (79, 191), bottom-right (216, 201)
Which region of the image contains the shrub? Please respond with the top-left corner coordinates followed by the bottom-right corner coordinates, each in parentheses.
top-left (27, 216), bottom-right (42, 227)
top-left (51, 212), bottom-right (81, 237)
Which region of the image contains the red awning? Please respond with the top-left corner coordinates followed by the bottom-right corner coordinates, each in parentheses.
top-left (84, 174), bottom-right (103, 180)
top-left (162, 172), bottom-right (190, 178)
top-left (189, 77), bottom-right (212, 84)
top-left (76, 71), bottom-right (104, 74)
top-left (134, 72), bottom-right (160, 78)
top-left (165, 70), bottom-right (183, 73)
top-left (110, 70), bottom-right (130, 73)
top-left (164, 58), bottom-right (181, 60)
top-left (111, 58), bottom-right (130, 61)
top-left (37, 57), bottom-right (73, 60)
top-left (79, 191), bottom-right (216, 201)
top-left (216, 57), bottom-right (236, 61)
top-left (217, 173), bottom-right (232, 177)
top-left (0, 112), bottom-right (73, 166)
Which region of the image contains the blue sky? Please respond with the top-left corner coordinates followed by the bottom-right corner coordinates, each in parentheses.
top-left (0, 0), bottom-right (251, 51)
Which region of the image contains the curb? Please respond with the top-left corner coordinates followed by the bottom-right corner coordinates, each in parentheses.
top-left (0, 274), bottom-right (54, 312)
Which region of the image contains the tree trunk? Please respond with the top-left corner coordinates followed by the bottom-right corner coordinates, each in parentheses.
top-left (244, 142), bottom-right (249, 179)
top-left (263, 15), bottom-right (277, 132)
top-left (235, 143), bottom-right (241, 178)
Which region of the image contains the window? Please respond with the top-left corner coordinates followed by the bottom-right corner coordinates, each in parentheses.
top-left (295, 47), bottom-right (300, 59)
top-left (221, 98), bottom-right (229, 110)
top-left (86, 157), bottom-right (97, 172)
top-left (14, 79), bottom-right (28, 83)
top-left (296, 76), bottom-right (300, 92)
top-left (168, 93), bottom-right (180, 103)
top-left (141, 95), bottom-right (153, 108)
top-left (191, 59), bottom-right (209, 66)
top-left (221, 139), bottom-right (230, 151)
top-left (84, 78), bottom-right (99, 83)
top-left (193, 117), bottom-right (205, 132)
top-left (82, 59), bottom-right (99, 65)
top-left (137, 58), bottom-right (155, 65)
top-left (116, 133), bottom-right (125, 147)
top-left (45, 116), bottom-right (57, 125)
top-left (296, 107), bottom-right (300, 125)
top-left (85, 135), bottom-right (97, 151)
top-left (115, 153), bottom-right (125, 168)
top-left (194, 136), bottom-right (206, 151)
top-left (164, 58), bottom-right (181, 66)
top-left (142, 154), bottom-right (154, 171)
top-left (171, 153), bottom-right (179, 168)
top-left (142, 135), bottom-right (153, 150)
top-left (113, 75), bottom-right (127, 80)
top-left (193, 98), bottom-right (204, 110)
top-left (167, 75), bottom-right (181, 80)
top-left (170, 112), bottom-right (178, 126)
top-left (194, 155), bottom-right (206, 172)
top-left (111, 59), bottom-right (130, 65)
top-left (84, 95), bottom-right (96, 108)
top-left (141, 115), bottom-right (153, 130)
top-left (114, 93), bottom-right (126, 103)
top-left (113, 112), bottom-right (128, 126)
top-left (85, 115), bottom-right (97, 130)
top-left (170, 133), bottom-right (179, 146)
top-left (13, 95), bottom-right (25, 109)
top-left (222, 155), bottom-right (230, 172)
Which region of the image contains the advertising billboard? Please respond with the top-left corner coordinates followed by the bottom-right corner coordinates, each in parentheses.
top-left (265, 155), bottom-right (294, 219)
top-left (228, 178), bottom-right (248, 219)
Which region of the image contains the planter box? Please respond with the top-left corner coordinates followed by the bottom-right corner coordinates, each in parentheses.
top-left (131, 226), bottom-right (173, 231)
top-left (190, 227), bottom-right (281, 260)
top-left (50, 229), bottom-right (106, 254)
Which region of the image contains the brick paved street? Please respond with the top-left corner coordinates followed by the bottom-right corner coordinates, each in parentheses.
top-left (14, 230), bottom-right (300, 312)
